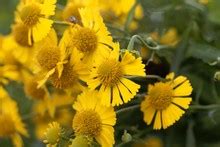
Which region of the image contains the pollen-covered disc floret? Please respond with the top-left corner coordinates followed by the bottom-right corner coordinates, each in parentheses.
top-left (73, 110), bottom-right (102, 137)
top-left (50, 63), bottom-right (78, 89)
top-left (0, 114), bottom-right (16, 137)
top-left (72, 27), bottom-right (98, 53)
top-left (37, 47), bottom-right (60, 70)
top-left (98, 59), bottom-right (123, 87)
top-left (20, 4), bottom-right (41, 27)
top-left (43, 122), bottom-right (62, 146)
top-left (148, 83), bottom-right (173, 110)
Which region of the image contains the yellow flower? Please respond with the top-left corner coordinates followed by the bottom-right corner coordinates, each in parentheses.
top-left (35, 29), bottom-right (88, 91)
top-left (0, 65), bottom-right (20, 84)
top-left (16, 0), bottom-right (57, 45)
top-left (33, 92), bottom-right (74, 118)
top-left (62, 0), bottom-right (95, 21)
top-left (87, 42), bottom-right (146, 106)
top-left (132, 136), bottom-right (163, 147)
top-left (63, 7), bottom-right (113, 65)
top-left (98, 0), bottom-right (143, 30)
top-left (144, 137), bottom-right (163, 147)
top-left (0, 35), bottom-right (34, 81)
top-left (43, 122), bottom-right (62, 147)
top-left (72, 90), bottom-right (116, 147)
top-left (24, 75), bottom-right (46, 100)
top-left (34, 108), bottom-right (73, 141)
top-left (141, 73), bottom-right (192, 130)
top-left (159, 28), bottom-right (180, 46)
top-left (0, 95), bottom-right (28, 147)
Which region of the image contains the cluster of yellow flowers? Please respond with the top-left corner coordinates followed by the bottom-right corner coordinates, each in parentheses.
top-left (0, 0), bottom-right (193, 147)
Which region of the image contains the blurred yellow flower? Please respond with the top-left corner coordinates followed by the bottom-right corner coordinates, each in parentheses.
top-left (16, 0), bottom-right (57, 45)
top-left (88, 42), bottom-right (146, 106)
top-left (0, 95), bottom-right (28, 147)
top-left (72, 90), bottom-right (116, 147)
top-left (199, 0), bottom-right (209, 5)
top-left (33, 106), bottom-right (73, 140)
top-left (33, 92), bottom-right (74, 118)
top-left (133, 136), bottom-right (163, 147)
top-left (141, 73), bottom-right (192, 130)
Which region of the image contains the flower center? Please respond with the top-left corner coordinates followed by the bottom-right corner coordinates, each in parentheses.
top-left (72, 27), bottom-right (98, 53)
top-left (98, 59), bottom-right (123, 87)
top-left (72, 110), bottom-right (102, 137)
top-left (44, 122), bottom-right (61, 145)
top-left (50, 63), bottom-right (78, 89)
top-left (37, 47), bottom-right (60, 70)
top-left (20, 3), bottom-right (41, 27)
top-left (13, 23), bottom-right (31, 47)
top-left (24, 78), bottom-right (45, 100)
top-left (0, 114), bottom-right (16, 137)
top-left (148, 82), bottom-right (173, 110)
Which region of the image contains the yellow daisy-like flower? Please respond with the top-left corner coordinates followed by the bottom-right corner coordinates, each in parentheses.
top-left (0, 94), bottom-right (28, 147)
top-left (87, 42), bottom-right (146, 106)
top-left (141, 73), bottom-right (193, 130)
top-left (16, 0), bottom-right (57, 45)
top-left (72, 90), bottom-right (116, 147)
top-left (43, 122), bottom-right (62, 147)
top-left (63, 7), bottom-right (113, 65)
top-left (35, 30), bottom-right (88, 90)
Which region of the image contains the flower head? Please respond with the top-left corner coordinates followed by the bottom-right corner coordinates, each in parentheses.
top-left (72, 90), bottom-right (116, 147)
top-left (0, 93), bottom-right (28, 147)
top-left (63, 7), bottom-right (113, 65)
top-left (87, 42), bottom-right (146, 106)
top-left (141, 73), bottom-right (192, 130)
top-left (16, 0), bottom-right (57, 45)
top-left (43, 122), bottom-right (62, 146)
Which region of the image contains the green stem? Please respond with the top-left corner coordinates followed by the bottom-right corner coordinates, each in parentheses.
top-left (146, 75), bottom-right (167, 81)
top-left (127, 34), bottom-right (169, 51)
top-left (116, 105), bottom-right (140, 114)
top-left (54, 21), bottom-right (71, 26)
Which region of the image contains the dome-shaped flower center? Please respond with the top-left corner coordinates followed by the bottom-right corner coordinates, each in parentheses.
top-left (98, 59), bottom-right (123, 87)
top-left (37, 47), bottom-right (60, 70)
top-left (13, 23), bottom-right (31, 47)
top-left (50, 63), bottom-right (78, 89)
top-left (72, 110), bottom-right (102, 137)
top-left (148, 83), bottom-right (173, 110)
top-left (0, 114), bottom-right (16, 137)
top-left (20, 3), bottom-right (41, 27)
top-left (72, 27), bottom-right (98, 53)
top-left (44, 122), bottom-right (61, 145)
top-left (24, 78), bottom-right (45, 100)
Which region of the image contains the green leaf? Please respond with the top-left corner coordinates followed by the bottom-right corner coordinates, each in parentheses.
top-left (186, 42), bottom-right (220, 64)
top-left (208, 0), bottom-right (220, 24)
